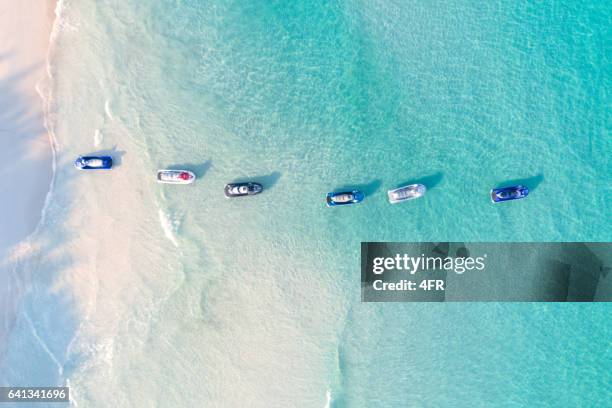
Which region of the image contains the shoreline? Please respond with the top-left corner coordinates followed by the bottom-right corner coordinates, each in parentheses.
top-left (0, 0), bottom-right (57, 256)
top-left (0, 0), bottom-right (58, 354)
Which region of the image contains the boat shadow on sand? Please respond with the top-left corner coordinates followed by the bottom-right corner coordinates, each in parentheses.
top-left (85, 146), bottom-right (126, 167)
top-left (166, 160), bottom-right (212, 178)
top-left (334, 179), bottom-right (382, 197)
top-left (393, 172), bottom-right (444, 190)
top-left (496, 173), bottom-right (544, 191)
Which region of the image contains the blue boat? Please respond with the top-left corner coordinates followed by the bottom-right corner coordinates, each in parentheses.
top-left (74, 156), bottom-right (113, 170)
top-left (326, 190), bottom-right (364, 207)
top-left (490, 185), bottom-right (529, 203)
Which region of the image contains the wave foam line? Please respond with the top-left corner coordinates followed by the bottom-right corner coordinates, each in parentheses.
top-left (158, 209), bottom-right (180, 247)
top-left (24, 312), bottom-right (63, 377)
top-left (94, 128), bottom-right (103, 146)
top-left (104, 99), bottom-right (114, 120)
top-left (30, 0), bottom-right (66, 240)
top-left (324, 389), bottom-right (332, 408)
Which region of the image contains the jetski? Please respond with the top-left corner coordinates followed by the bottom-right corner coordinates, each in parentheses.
top-left (74, 156), bottom-right (113, 170)
top-left (326, 190), bottom-right (364, 207)
top-left (224, 182), bottom-right (263, 198)
top-left (388, 184), bottom-right (426, 204)
top-left (490, 185), bottom-right (529, 203)
top-left (157, 169), bottom-right (196, 184)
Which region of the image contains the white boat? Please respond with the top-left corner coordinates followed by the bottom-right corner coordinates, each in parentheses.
top-left (387, 184), bottom-right (426, 204)
top-left (156, 169), bottom-right (196, 184)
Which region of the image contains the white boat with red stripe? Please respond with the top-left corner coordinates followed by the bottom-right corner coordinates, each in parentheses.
top-left (156, 169), bottom-right (196, 185)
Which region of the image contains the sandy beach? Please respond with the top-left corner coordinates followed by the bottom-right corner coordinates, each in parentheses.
top-left (0, 0), bottom-right (56, 352)
top-left (0, 1), bottom-right (609, 405)
top-left (0, 0), bottom-right (56, 255)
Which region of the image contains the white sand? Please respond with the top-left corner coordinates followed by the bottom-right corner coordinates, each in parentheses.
top-left (0, 1), bottom-right (56, 253)
top-left (0, 0), bottom-right (56, 352)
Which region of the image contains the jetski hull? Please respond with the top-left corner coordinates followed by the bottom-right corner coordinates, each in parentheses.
top-left (388, 184), bottom-right (426, 204)
top-left (224, 182), bottom-right (263, 198)
top-left (157, 170), bottom-right (196, 184)
top-left (74, 156), bottom-right (113, 170)
top-left (326, 190), bottom-right (364, 207)
top-left (490, 185), bottom-right (529, 202)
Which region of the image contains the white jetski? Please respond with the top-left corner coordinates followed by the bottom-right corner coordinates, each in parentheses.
top-left (156, 169), bottom-right (196, 185)
top-left (387, 184), bottom-right (426, 204)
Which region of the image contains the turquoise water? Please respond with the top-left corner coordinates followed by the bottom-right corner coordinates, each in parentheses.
top-left (1, 0), bottom-right (611, 406)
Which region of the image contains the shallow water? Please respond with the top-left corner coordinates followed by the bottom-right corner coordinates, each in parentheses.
top-left (1, 0), bottom-right (610, 406)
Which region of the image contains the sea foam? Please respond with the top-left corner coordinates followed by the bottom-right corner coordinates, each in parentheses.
top-left (158, 209), bottom-right (180, 247)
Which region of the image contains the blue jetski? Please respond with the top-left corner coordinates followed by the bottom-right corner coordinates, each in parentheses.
top-left (326, 190), bottom-right (364, 207)
top-left (74, 156), bottom-right (113, 170)
top-left (490, 185), bottom-right (529, 203)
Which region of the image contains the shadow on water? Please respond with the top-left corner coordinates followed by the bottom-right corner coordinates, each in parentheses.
top-left (335, 179), bottom-right (382, 197)
top-left (229, 171), bottom-right (282, 189)
top-left (167, 160), bottom-right (212, 178)
top-left (496, 173), bottom-right (544, 191)
top-left (249, 171), bottom-right (282, 189)
top-left (394, 172), bottom-right (444, 190)
top-left (84, 146), bottom-right (127, 167)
